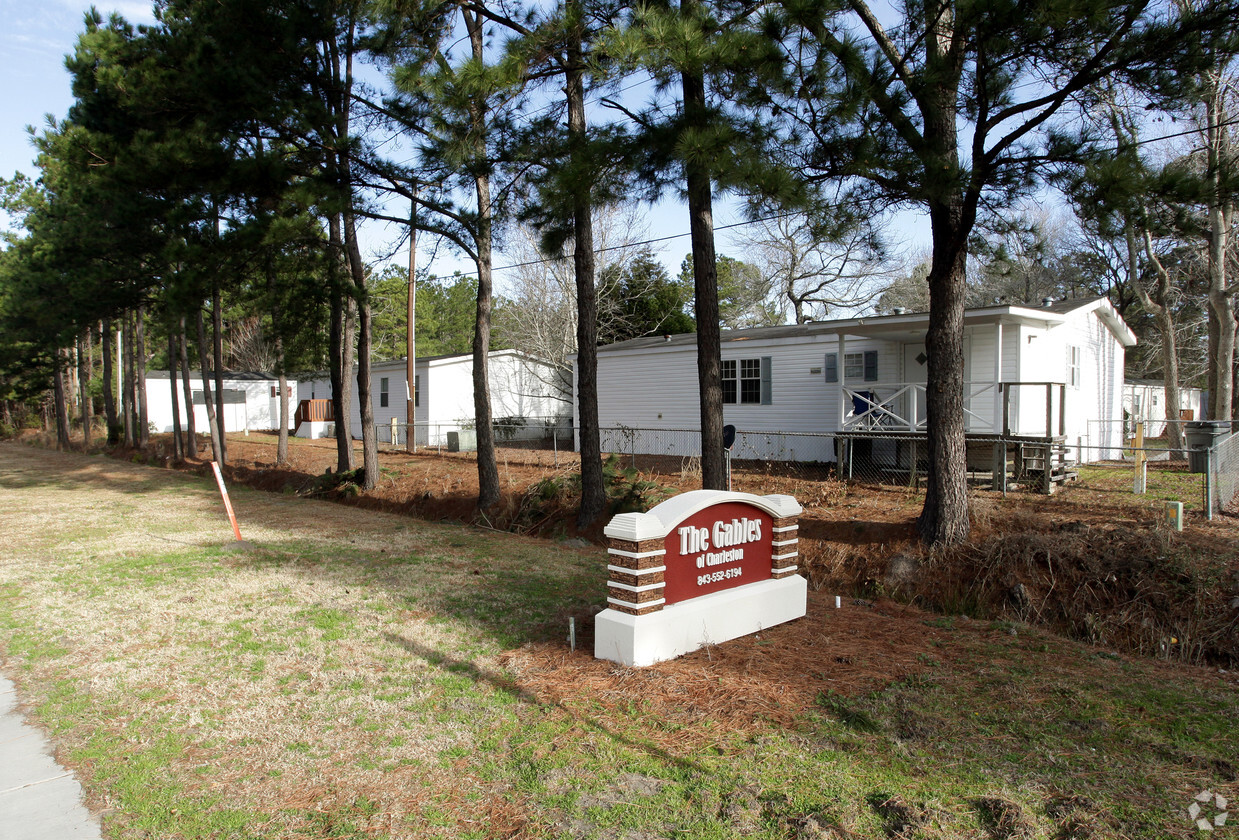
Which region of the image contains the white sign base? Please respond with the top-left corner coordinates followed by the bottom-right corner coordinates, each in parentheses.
top-left (594, 575), bottom-right (807, 667)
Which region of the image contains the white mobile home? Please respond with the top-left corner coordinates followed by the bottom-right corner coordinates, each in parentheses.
top-left (581, 297), bottom-right (1136, 465)
top-left (297, 350), bottom-right (570, 444)
top-left (1122, 378), bottom-right (1208, 437)
top-left (145, 371), bottom-right (296, 435)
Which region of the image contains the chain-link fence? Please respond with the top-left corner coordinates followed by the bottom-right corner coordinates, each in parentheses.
top-left (1207, 428), bottom-right (1239, 518)
top-left (376, 417), bottom-right (575, 462)
top-left (364, 418), bottom-right (1235, 515)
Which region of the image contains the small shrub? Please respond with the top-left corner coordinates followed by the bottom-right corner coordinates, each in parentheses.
top-left (304, 467), bottom-right (365, 498)
top-left (817, 691), bottom-right (882, 733)
top-left (602, 455), bottom-right (671, 514)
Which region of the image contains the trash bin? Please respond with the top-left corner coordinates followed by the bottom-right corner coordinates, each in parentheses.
top-left (1185, 421), bottom-right (1232, 473)
top-left (447, 429), bottom-right (477, 453)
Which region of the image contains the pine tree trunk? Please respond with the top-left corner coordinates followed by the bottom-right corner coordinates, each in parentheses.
top-left (123, 311), bottom-right (136, 448)
top-left (136, 306), bottom-right (149, 450)
top-left (196, 309), bottom-right (224, 462)
top-left (406, 194), bottom-right (418, 454)
top-left (179, 319), bottom-right (198, 458)
top-left (68, 342), bottom-right (79, 428)
top-left (77, 331), bottom-right (92, 448)
top-left (680, 49), bottom-right (725, 490)
top-left (264, 256), bottom-right (290, 466)
top-left (168, 328), bottom-right (183, 460)
top-left (464, 7), bottom-right (500, 513)
top-left (566, 29), bottom-right (606, 527)
top-left (278, 371), bottom-right (290, 465)
top-left (344, 208), bottom-right (379, 491)
top-left (916, 51), bottom-right (971, 545)
top-left (272, 332), bottom-right (289, 468)
top-left (53, 352), bottom-right (71, 450)
top-left (212, 287), bottom-right (227, 461)
top-left (918, 205), bottom-right (971, 545)
top-left (101, 319), bottom-right (119, 444)
top-left (328, 213), bottom-right (356, 474)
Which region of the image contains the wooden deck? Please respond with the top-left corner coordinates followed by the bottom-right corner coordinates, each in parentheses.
top-left (835, 431), bottom-right (1078, 494)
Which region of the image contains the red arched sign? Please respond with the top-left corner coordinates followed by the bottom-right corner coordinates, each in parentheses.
top-left (661, 501), bottom-right (773, 604)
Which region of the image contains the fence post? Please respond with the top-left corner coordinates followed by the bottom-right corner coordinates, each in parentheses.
top-left (1205, 445), bottom-right (1214, 521)
top-left (1133, 421), bottom-right (1146, 495)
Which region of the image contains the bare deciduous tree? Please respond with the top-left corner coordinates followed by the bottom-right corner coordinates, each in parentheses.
top-left (497, 206), bottom-right (648, 403)
top-left (734, 213), bottom-right (891, 323)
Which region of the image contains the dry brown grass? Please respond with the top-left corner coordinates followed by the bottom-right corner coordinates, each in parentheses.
top-left (0, 442), bottom-right (579, 837)
top-left (3, 440), bottom-right (1238, 840)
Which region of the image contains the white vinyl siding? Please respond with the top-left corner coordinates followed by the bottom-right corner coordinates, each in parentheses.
top-left (146, 374), bottom-right (297, 434)
top-left (587, 300), bottom-right (1131, 463)
top-left (300, 352), bottom-right (569, 440)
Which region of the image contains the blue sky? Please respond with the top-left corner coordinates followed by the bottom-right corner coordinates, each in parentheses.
top-left (0, 1), bottom-right (797, 279)
top-left (0, 0), bottom-right (923, 296)
top-left (1, 1), bottom-right (155, 182)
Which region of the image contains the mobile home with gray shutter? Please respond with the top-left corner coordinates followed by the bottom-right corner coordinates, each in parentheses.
top-left (580, 297), bottom-right (1136, 465)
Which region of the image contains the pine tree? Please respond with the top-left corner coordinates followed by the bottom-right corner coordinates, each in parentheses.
top-left (767, 0), bottom-right (1239, 543)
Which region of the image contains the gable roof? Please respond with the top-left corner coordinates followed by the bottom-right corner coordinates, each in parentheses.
top-left (596, 296), bottom-right (1136, 354)
top-left (146, 370), bottom-right (283, 381)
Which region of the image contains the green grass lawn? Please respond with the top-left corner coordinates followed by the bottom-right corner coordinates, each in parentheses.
top-left (0, 442), bottom-right (1234, 839)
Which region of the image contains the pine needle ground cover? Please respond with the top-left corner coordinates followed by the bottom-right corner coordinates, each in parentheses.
top-left (0, 442), bottom-right (1234, 839)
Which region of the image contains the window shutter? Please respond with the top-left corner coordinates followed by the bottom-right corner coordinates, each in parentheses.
top-left (863, 350), bottom-right (879, 382)
top-left (760, 356), bottom-right (773, 404)
top-left (824, 353), bottom-right (838, 383)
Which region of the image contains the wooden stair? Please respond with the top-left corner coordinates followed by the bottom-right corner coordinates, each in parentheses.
top-left (294, 399), bottom-right (334, 432)
top-left (1016, 440), bottom-right (1078, 492)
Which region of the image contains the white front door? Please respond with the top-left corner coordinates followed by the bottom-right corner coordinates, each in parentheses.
top-left (903, 338), bottom-right (973, 429)
top-left (903, 343), bottom-right (929, 427)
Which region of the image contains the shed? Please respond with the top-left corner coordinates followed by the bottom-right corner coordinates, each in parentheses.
top-left (145, 371), bottom-right (296, 435)
top-left (1122, 378), bottom-right (1209, 437)
top-left (296, 349), bottom-right (570, 445)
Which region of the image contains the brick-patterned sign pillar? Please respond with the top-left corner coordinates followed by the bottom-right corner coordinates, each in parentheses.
top-left (596, 490), bottom-right (806, 667)
top-left (605, 534), bottom-right (666, 616)
top-left (771, 515), bottom-right (799, 579)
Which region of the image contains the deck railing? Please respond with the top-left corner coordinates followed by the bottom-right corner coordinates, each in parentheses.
top-left (841, 381), bottom-right (1000, 433)
top-left (294, 399), bottom-right (334, 427)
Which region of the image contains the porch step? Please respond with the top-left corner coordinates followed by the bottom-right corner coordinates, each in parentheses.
top-left (1015, 442), bottom-right (1078, 488)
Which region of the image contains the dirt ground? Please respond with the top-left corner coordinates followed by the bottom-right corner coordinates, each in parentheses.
top-left (38, 428), bottom-right (1239, 668)
top-left (5, 440), bottom-right (1234, 753)
top-left (141, 429), bottom-right (1239, 559)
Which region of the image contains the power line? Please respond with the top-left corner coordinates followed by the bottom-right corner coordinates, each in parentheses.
top-left (429, 212), bottom-right (796, 281)
top-left (1102, 114), bottom-right (1239, 151)
top-left (421, 112), bottom-right (1239, 281)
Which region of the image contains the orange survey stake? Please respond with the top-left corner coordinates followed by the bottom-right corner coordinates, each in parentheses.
top-left (210, 461), bottom-right (244, 542)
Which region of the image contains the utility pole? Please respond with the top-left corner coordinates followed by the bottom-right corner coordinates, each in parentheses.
top-left (405, 188), bottom-right (418, 453)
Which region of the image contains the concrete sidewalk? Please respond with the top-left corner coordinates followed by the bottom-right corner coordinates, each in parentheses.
top-left (0, 674), bottom-right (102, 840)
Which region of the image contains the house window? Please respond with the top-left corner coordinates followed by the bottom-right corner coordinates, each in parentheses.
top-left (414, 375), bottom-right (420, 408)
top-left (824, 350), bottom-right (878, 382)
top-left (1068, 346), bottom-right (1081, 388)
top-left (380, 377), bottom-right (389, 408)
top-left (722, 358), bottom-right (772, 405)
